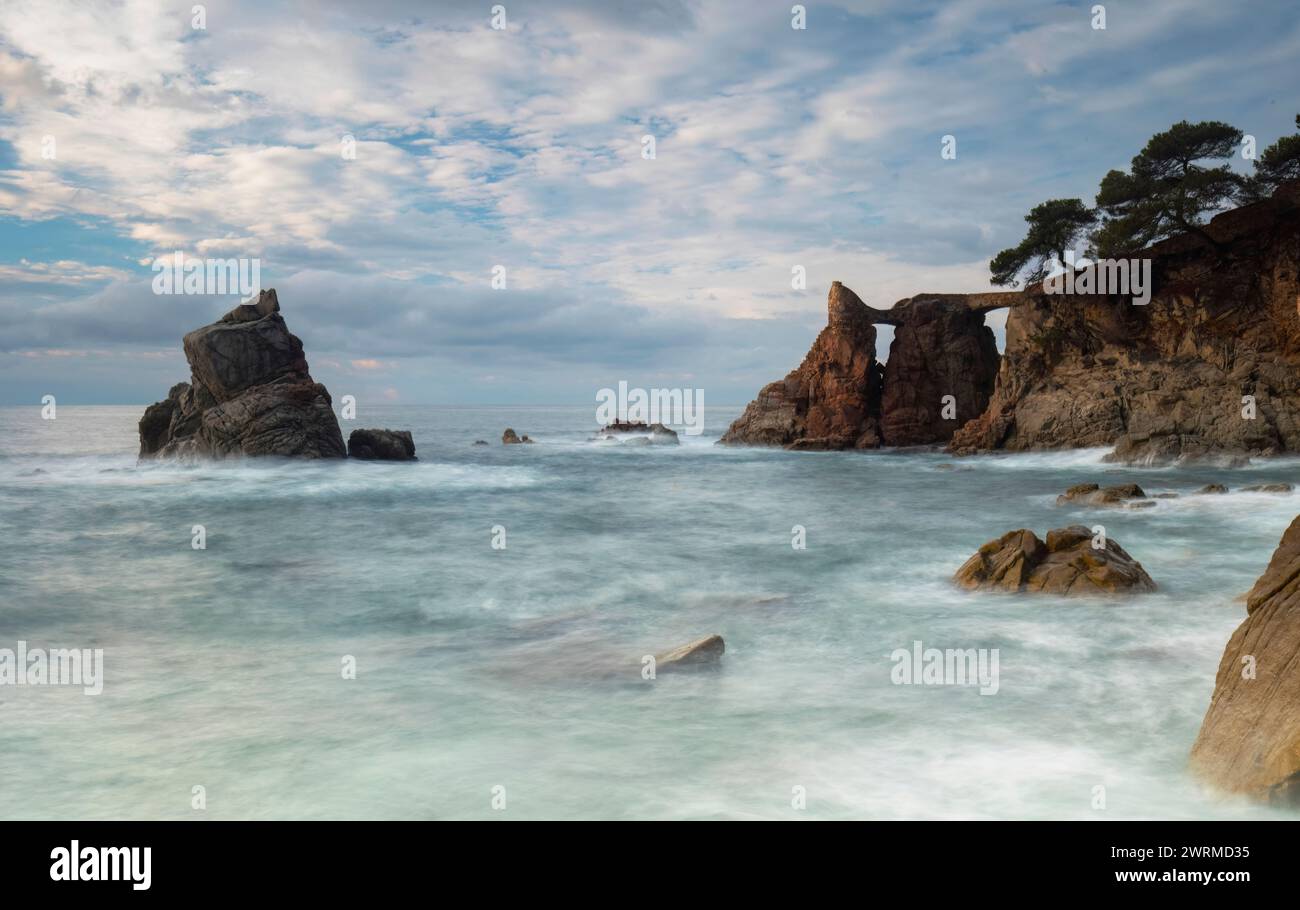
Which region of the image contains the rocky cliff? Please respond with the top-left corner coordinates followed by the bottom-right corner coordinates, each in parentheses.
top-left (724, 182), bottom-right (1300, 461)
top-left (138, 289), bottom-right (346, 459)
top-left (950, 181), bottom-right (1300, 463)
top-left (719, 282), bottom-right (1007, 449)
top-left (1189, 514), bottom-right (1300, 805)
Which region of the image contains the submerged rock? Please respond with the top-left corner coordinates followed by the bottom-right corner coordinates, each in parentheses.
top-left (594, 421), bottom-right (679, 445)
top-left (655, 634), bottom-right (725, 671)
top-left (473, 440), bottom-right (489, 446)
top-left (502, 428), bottom-right (534, 445)
top-left (1197, 483), bottom-right (1229, 495)
top-left (954, 526), bottom-right (1156, 595)
top-left (347, 429), bottom-right (416, 461)
top-left (1190, 515), bottom-right (1300, 806)
top-left (1055, 482), bottom-right (1147, 507)
top-left (1241, 483), bottom-right (1294, 493)
top-left (138, 290), bottom-right (345, 459)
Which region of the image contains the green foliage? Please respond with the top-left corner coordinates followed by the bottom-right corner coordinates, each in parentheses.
top-left (989, 198), bottom-right (1096, 287)
top-left (990, 116), bottom-right (1300, 284)
top-left (1092, 120), bottom-right (1243, 255)
top-left (1245, 114), bottom-right (1300, 199)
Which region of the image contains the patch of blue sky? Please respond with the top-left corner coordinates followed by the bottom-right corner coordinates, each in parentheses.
top-left (0, 214), bottom-right (146, 268)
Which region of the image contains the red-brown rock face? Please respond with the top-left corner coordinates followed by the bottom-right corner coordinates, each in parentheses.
top-left (880, 298), bottom-right (1000, 446)
top-left (1190, 514), bottom-right (1300, 805)
top-left (953, 525), bottom-right (1156, 595)
top-left (719, 283), bottom-right (1003, 448)
top-left (950, 181), bottom-right (1300, 464)
top-left (719, 282), bottom-right (883, 450)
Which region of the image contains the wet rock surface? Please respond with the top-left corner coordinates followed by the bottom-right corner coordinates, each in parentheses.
top-left (347, 429), bottom-right (416, 461)
top-left (1191, 515), bottom-right (1300, 805)
top-left (954, 525), bottom-right (1157, 595)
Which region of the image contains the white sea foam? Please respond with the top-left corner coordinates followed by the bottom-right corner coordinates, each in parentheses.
top-left (0, 405), bottom-right (1296, 818)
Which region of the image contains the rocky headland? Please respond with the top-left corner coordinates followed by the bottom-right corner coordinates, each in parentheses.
top-left (723, 181), bottom-right (1300, 464)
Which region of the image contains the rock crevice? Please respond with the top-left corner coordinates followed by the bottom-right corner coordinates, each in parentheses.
top-left (720, 282), bottom-right (1000, 448)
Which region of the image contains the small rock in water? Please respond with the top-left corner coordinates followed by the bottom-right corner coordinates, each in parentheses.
top-left (473, 440), bottom-right (489, 446)
top-left (1055, 482), bottom-right (1146, 507)
top-left (1196, 484), bottom-right (1229, 494)
top-left (502, 428), bottom-right (534, 444)
top-left (347, 429), bottom-right (416, 461)
top-left (593, 420), bottom-right (679, 445)
top-left (1240, 483), bottom-right (1293, 493)
top-left (954, 526), bottom-right (1156, 596)
top-left (655, 634), bottom-right (725, 672)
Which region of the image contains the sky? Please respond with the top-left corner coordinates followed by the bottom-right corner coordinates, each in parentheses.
top-left (0, 0), bottom-right (1297, 405)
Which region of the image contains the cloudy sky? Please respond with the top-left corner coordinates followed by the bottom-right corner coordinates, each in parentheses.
top-left (1, 0), bottom-right (1296, 406)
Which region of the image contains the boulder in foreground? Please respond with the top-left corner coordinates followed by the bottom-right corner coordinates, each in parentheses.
top-left (347, 429), bottom-right (416, 461)
top-left (1190, 515), bottom-right (1300, 806)
top-left (954, 525), bottom-right (1156, 595)
top-left (138, 290), bottom-right (345, 459)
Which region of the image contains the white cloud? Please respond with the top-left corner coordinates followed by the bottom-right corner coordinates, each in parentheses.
top-left (0, 0), bottom-right (1295, 402)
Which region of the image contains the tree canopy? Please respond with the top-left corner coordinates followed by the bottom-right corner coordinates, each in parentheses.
top-left (1249, 114), bottom-right (1300, 198)
top-left (989, 199), bottom-right (1095, 288)
top-left (1092, 120), bottom-right (1242, 256)
top-left (989, 116), bottom-right (1299, 286)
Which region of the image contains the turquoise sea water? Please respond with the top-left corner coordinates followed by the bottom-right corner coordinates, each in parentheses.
top-left (1, 404), bottom-right (1298, 820)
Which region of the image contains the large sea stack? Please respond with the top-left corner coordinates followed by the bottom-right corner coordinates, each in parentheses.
top-left (719, 282), bottom-right (1008, 449)
top-left (138, 289), bottom-right (346, 459)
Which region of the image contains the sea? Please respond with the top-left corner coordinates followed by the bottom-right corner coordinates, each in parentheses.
top-left (1, 404), bottom-right (1297, 819)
